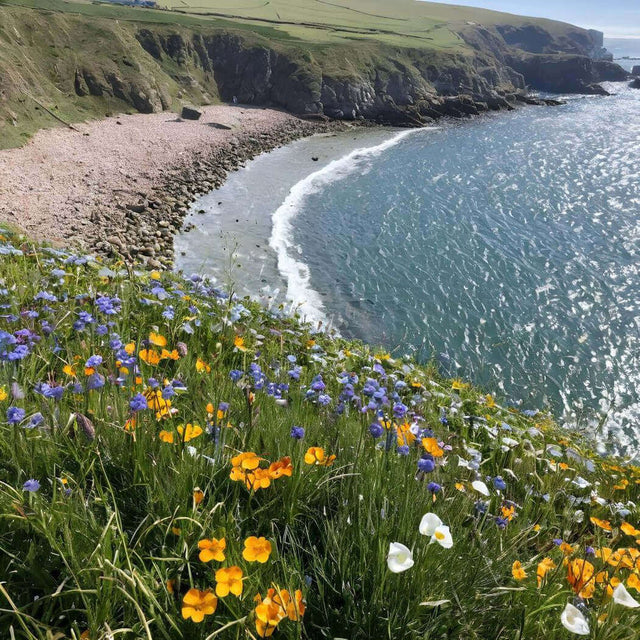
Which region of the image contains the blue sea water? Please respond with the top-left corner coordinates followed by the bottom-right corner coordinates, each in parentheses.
top-left (177, 44), bottom-right (640, 455)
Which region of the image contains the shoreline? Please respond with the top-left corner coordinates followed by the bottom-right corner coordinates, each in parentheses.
top-left (0, 105), bottom-right (345, 268)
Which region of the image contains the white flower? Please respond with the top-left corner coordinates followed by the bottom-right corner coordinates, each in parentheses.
top-left (613, 583), bottom-right (640, 608)
top-left (472, 480), bottom-right (490, 496)
top-left (560, 603), bottom-right (590, 636)
top-left (419, 513), bottom-right (443, 537)
top-left (431, 525), bottom-right (453, 549)
top-left (387, 542), bottom-right (414, 573)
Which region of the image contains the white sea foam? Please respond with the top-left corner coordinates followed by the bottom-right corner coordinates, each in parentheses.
top-left (269, 127), bottom-right (432, 325)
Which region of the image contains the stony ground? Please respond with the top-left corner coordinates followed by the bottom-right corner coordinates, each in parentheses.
top-left (0, 105), bottom-right (336, 268)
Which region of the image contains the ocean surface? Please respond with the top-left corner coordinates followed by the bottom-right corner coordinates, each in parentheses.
top-left (176, 39), bottom-right (640, 456)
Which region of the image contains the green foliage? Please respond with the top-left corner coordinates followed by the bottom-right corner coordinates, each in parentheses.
top-left (0, 232), bottom-right (638, 639)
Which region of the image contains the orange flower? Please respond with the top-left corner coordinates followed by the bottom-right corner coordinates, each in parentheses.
top-left (512, 560), bottom-right (527, 580)
top-left (243, 536), bottom-right (272, 563)
top-left (193, 488), bottom-right (204, 506)
top-left (234, 335), bottom-right (247, 352)
top-left (231, 452), bottom-right (261, 470)
top-left (422, 437), bottom-right (444, 458)
top-left (215, 566), bottom-right (243, 597)
top-left (590, 517), bottom-right (612, 531)
top-left (181, 588), bottom-right (217, 622)
top-left (567, 558), bottom-right (595, 598)
top-left (628, 573), bottom-right (640, 593)
top-left (255, 596), bottom-right (285, 637)
top-left (244, 468), bottom-right (272, 491)
top-left (124, 416), bottom-right (137, 432)
top-left (621, 522), bottom-right (640, 537)
top-left (140, 348), bottom-right (161, 366)
top-left (63, 364), bottom-right (77, 377)
top-left (159, 430), bottom-right (174, 443)
top-left (160, 348), bottom-right (180, 360)
top-left (304, 447), bottom-right (336, 466)
top-left (268, 456), bottom-right (293, 479)
top-left (537, 557), bottom-right (556, 587)
top-left (198, 537), bottom-right (226, 563)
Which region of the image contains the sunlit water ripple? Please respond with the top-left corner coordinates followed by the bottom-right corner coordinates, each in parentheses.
top-left (177, 71), bottom-right (640, 457)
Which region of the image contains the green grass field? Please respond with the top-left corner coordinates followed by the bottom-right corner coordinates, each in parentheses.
top-left (0, 231), bottom-right (638, 639)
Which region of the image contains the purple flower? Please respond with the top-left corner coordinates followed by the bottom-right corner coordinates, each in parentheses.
top-left (23, 479), bottom-right (40, 492)
top-left (397, 445), bottom-right (410, 456)
top-left (585, 546), bottom-right (595, 556)
top-left (129, 393), bottom-right (148, 412)
top-left (28, 413), bottom-right (44, 428)
top-left (218, 402), bottom-right (229, 413)
top-left (230, 369), bottom-right (243, 383)
top-left (495, 516), bottom-right (509, 530)
top-left (317, 394), bottom-right (331, 406)
top-left (290, 426), bottom-right (305, 439)
top-left (7, 407), bottom-right (25, 424)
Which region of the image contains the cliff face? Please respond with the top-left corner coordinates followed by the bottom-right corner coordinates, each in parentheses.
top-left (0, 6), bottom-right (630, 147)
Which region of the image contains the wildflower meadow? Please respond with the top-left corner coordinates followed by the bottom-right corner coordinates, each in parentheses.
top-left (0, 231), bottom-right (638, 639)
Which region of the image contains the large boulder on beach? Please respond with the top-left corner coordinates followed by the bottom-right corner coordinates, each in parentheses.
top-left (630, 78), bottom-right (640, 89)
top-left (181, 106), bottom-right (202, 120)
top-left (632, 65), bottom-right (640, 77)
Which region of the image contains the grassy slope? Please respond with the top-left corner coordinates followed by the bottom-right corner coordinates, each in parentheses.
top-left (0, 232), bottom-right (638, 639)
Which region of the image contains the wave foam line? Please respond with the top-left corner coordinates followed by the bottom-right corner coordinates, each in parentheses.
top-left (269, 127), bottom-right (433, 326)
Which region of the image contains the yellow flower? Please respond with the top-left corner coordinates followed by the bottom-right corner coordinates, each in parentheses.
top-left (148, 332), bottom-right (167, 347)
top-left (304, 447), bottom-right (336, 466)
top-left (124, 416), bottom-right (137, 432)
top-left (198, 537), bottom-right (226, 563)
top-left (177, 423), bottom-right (203, 442)
top-left (193, 488), bottom-right (204, 506)
top-left (181, 588), bottom-right (217, 623)
top-left (628, 573), bottom-right (640, 593)
top-left (243, 536), bottom-right (272, 563)
top-left (537, 557), bottom-right (556, 587)
top-left (396, 421), bottom-right (416, 447)
top-left (485, 394), bottom-right (496, 408)
top-left (62, 365), bottom-right (76, 378)
top-left (244, 468), bottom-right (272, 491)
top-left (590, 517), bottom-right (612, 531)
top-left (215, 566), bottom-right (243, 597)
top-left (150, 270), bottom-right (161, 280)
top-left (196, 358), bottom-right (211, 373)
top-left (451, 379), bottom-right (469, 390)
top-left (512, 560), bottom-right (527, 580)
top-left (234, 335), bottom-right (247, 352)
top-left (455, 482), bottom-right (466, 492)
top-left (158, 430), bottom-right (174, 443)
top-left (160, 348), bottom-right (180, 360)
top-left (124, 342), bottom-right (136, 355)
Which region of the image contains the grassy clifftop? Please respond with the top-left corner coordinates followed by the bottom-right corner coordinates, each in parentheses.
top-left (0, 0), bottom-right (612, 148)
top-left (0, 233), bottom-right (638, 639)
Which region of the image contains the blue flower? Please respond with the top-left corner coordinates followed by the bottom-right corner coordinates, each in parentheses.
top-left (493, 476), bottom-right (507, 491)
top-left (230, 369), bottom-right (243, 382)
top-left (318, 394), bottom-right (331, 406)
top-left (86, 373), bottom-right (105, 390)
top-left (85, 355), bottom-right (103, 369)
top-left (28, 413), bottom-right (44, 428)
top-left (7, 407), bottom-right (25, 424)
top-left (418, 457), bottom-right (435, 473)
top-left (290, 426), bottom-right (305, 439)
top-left (427, 482), bottom-right (442, 494)
top-left (369, 422), bottom-right (384, 438)
top-left (397, 445), bottom-right (410, 456)
top-left (23, 479), bottom-right (40, 492)
top-left (129, 393), bottom-right (148, 412)
top-left (392, 402), bottom-right (408, 419)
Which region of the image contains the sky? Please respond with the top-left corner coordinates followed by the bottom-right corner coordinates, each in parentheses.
top-left (427, 1), bottom-right (640, 37)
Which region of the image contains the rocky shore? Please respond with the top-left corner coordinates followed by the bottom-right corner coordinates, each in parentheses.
top-left (0, 106), bottom-right (342, 268)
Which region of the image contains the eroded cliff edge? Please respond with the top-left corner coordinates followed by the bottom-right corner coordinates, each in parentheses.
top-left (0, 5), bottom-right (629, 147)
